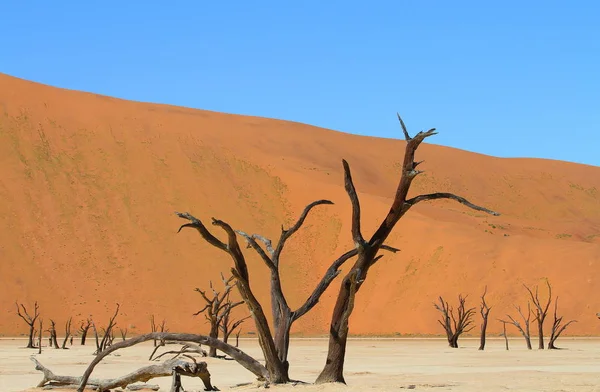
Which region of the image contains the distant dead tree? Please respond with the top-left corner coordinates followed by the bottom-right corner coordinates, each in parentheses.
top-left (498, 320), bottom-right (509, 350)
top-left (548, 297), bottom-right (577, 349)
top-left (478, 287), bottom-right (492, 350)
top-left (434, 294), bottom-right (475, 348)
top-left (220, 302), bottom-right (250, 346)
top-left (37, 319), bottom-right (43, 354)
top-left (501, 303), bottom-right (532, 350)
top-left (194, 273), bottom-right (248, 357)
top-left (150, 315), bottom-right (168, 347)
top-left (47, 320), bottom-right (59, 349)
top-left (315, 115), bottom-right (499, 383)
top-left (119, 328), bottom-right (128, 341)
top-left (91, 304), bottom-right (120, 354)
top-left (15, 301), bottom-right (40, 348)
top-left (61, 317), bottom-right (72, 349)
top-left (79, 319), bottom-right (91, 345)
top-left (524, 280), bottom-right (552, 349)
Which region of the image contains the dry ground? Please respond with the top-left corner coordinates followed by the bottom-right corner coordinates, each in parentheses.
top-left (2, 337), bottom-right (600, 392)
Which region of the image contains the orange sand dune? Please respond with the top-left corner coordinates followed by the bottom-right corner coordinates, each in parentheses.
top-left (1, 73), bottom-right (599, 339)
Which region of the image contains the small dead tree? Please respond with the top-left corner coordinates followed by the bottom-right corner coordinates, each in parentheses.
top-left (37, 319), bottom-right (43, 354)
top-left (79, 319), bottom-right (92, 345)
top-left (478, 286), bottom-right (492, 350)
top-left (315, 115), bottom-right (499, 383)
top-left (434, 294), bottom-right (475, 348)
top-left (502, 303), bottom-right (532, 350)
top-left (61, 317), bottom-right (72, 349)
top-left (194, 273), bottom-right (246, 357)
top-left (548, 297), bottom-right (577, 349)
top-left (15, 301), bottom-right (40, 348)
top-left (220, 301), bottom-right (250, 346)
top-left (91, 303), bottom-right (120, 354)
top-left (524, 280), bottom-right (552, 349)
top-left (498, 320), bottom-right (509, 350)
top-left (119, 328), bottom-right (128, 341)
top-left (47, 320), bottom-right (59, 349)
top-left (150, 315), bottom-right (167, 347)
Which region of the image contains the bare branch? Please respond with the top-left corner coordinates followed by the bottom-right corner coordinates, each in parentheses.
top-left (274, 199), bottom-right (334, 262)
top-left (342, 160), bottom-right (366, 248)
top-left (397, 112), bottom-right (411, 141)
top-left (175, 212), bottom-right (227, 251)
top-left (407, 193), bottom-right (500, 216)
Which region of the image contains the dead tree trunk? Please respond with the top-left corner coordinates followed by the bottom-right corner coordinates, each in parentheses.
top-left (548, 297), bottom-right (577, 349)
top-left (38, 319), bottom-right (43, 354)
top-left (524, 280), bottom-right (552, 350)
top-left (236, 202), bottom-right (398, 372)
top-left (79, 319), bottom-right (91, 345)
top-left (434, 295), bottom-right (475, 348)
top-left (47, 320), bottom-right (59, 349)
top-left (478, 286), bottom-right (492, 350)
top-left (502, 303), bottom-right (532, 349)
top-left (61, 317), bottom-right (72, 349)
top-left (315, 114), bottom-right (499, 384)
top-left (76, 332), bottom-right (269, 392)
top-left (32, 356), bottom-right (217, 391)
top-left (15, 301), bottom-right (40, 348)
top-left (194, 274), bottom-right (245, 358)
top-left (150, 315), bottom-right (158, 347)
top-left (499, 320), bottom-right (509, 350)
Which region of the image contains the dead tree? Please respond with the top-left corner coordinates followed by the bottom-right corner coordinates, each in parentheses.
top-left (502, 303), bottom-right (532, 349)
top-left (548, 297), bottom-right (577, 349)
top-left (61, 317), bottom-right (72, 349)
top-left (79, 319), bottom-right (92, 345)
top-left (15, 301), bottom-right (40, 348)
top-left (498, 320), bottom-right (509, 350)
top-left (176, 212), bottom-right (290, 383)
top-left (478, 286), bottom-right (492, 350)
top-left (220, 300), bottom-right (250, 346)
top-left (119, 328), bottom-right (128, 341)
top-left (194, 273), bottom-right (248, 357)
top-left (434, 295), bottom-right (475, 348)
top-left (524, 280), bottom-right (552, 349)
top-left (47, 320), bottom-right (59, 349)
top-left (91, 304), bottom-right (120, 354)
top-left (150, 315), bottom-right (167, 347)
top-left (315, 114), bottom-right (499, 383)
top-left (38, 319), bottom-right (43, 354)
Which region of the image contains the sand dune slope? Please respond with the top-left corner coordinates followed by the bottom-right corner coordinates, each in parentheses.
top-left (1, 73), bottom-right (599, 338)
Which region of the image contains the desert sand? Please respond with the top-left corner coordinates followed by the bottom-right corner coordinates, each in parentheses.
top-left (1, 71), bottom-right (600, 340)
top-left (2, 337), bottom-right (600, 392)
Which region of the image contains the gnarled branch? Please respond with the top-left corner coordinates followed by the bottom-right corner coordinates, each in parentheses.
top-left (407, 193), bottom-right (500, 216)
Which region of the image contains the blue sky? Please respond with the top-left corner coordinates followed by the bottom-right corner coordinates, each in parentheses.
top-left (2, 1), bottom-right (598, 166)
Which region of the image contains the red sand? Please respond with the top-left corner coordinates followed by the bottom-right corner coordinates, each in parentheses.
top-left (1, 73), bottom-right (599, 338)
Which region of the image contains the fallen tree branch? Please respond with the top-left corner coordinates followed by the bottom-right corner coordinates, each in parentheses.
top-left (31, 356), bottom-right (217, 391)
top-left (77, 332), bottom-right (269, 392)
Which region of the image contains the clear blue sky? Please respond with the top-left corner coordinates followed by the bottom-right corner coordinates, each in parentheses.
top-left (2, 1), bottom-right (598, 166)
